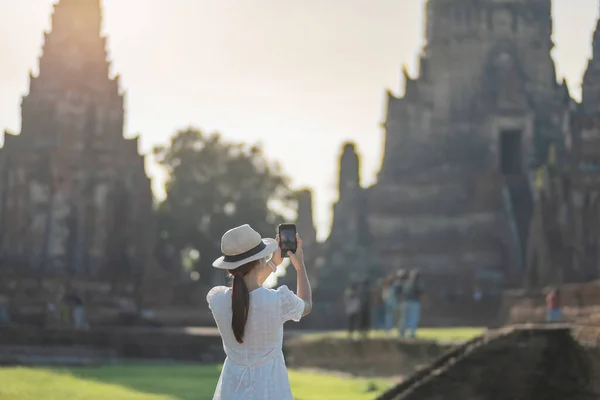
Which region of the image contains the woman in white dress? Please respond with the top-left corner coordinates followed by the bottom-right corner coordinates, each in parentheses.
top-left (207, 224), bottom-right (313, 400)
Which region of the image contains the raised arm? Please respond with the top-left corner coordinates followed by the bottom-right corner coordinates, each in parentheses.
top-left (257, 261), bottom-right (275, 287)
top-left (288, 234), bottom-right (312, 316)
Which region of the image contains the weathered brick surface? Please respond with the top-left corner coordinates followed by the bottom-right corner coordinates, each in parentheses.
top-left (0, 276), bottom-right (213, 327)
top-left (378, 325), bottom-right (600, 400)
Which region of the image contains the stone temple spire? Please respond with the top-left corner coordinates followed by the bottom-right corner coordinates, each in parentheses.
top-left (296, 189), bottom-right (317, 247)
top-left (582, 2), bottom-right (600, 112)
top-left (327, 142), bottom-right (363, 244)
top-left (338, 142), bottom-right (361, 200)
top-left (34, 0), bottom-right (116, 97)
top-left (592, 2), bottom-right (600, 61)
top-left (50, 0), bottom-right (103, 35)
top-left (21, 0), bottom-right (122, 142)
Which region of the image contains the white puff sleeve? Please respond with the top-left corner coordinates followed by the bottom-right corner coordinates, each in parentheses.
top-left (278, 285), bottom-right (305, 323)
top-left (206, 286), bottom-right (228, 311)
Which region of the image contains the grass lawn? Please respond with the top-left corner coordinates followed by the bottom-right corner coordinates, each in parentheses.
top-left (0, 364), bottom-right (392, 400)
top-left (300, 327), bottom-right (486, 342)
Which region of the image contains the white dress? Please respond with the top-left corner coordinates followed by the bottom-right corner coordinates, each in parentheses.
top-left (207, 285), bottom-right (305, 400)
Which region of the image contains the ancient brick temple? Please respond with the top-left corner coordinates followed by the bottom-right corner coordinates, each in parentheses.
top-left (299, 0), bottom-right (600, 328)
top-left (0, 0), bottom-right (155, 287)
top-left (323, 0), bottom-right (565, 291)
top-left (367, 0), bottom-right (568, 293)
top-left (524, 8), bottom-right (600, 291)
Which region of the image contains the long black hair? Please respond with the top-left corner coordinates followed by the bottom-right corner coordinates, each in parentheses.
top-left (228, 260), bottom-right (260, 343)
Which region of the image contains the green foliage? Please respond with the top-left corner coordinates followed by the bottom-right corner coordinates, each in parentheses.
top-left (0, 365), bottom-right (392, 400)
top-left (153, 128), bottom-right (295, 282)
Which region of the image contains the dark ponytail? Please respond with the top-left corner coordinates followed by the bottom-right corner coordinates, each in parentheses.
top-left (229, 260), bottom-right (259, 343)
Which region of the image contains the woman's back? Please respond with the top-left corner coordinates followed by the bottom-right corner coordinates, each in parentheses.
top-left (208, 284), bottom-right (304, 400)
top-left (208, 285), bottom-right (303, 362)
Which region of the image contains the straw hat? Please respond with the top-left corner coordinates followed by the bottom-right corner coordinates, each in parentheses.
top-left (212, 224), bottom-right (277, 270)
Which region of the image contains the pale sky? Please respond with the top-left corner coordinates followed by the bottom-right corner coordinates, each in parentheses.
top-left (0, 0), bottom-right (598, 240)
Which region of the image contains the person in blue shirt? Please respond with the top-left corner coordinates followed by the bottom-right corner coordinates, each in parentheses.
top-left (399, 270), bottom-right (423, 338)
top-left (383, 270), bottom-right (407, 334)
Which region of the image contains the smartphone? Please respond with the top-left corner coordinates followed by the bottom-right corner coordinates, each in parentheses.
top-left (278, 223), bottom-right (297, 257)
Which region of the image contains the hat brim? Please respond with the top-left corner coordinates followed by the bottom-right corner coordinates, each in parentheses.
top-left (212, 238), bottom-right (278, 270)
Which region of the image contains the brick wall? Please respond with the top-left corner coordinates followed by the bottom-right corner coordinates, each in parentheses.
top-left (0, 277), bottom-right (215, 327)
top-left (0, 326), bottom-right (225, 364)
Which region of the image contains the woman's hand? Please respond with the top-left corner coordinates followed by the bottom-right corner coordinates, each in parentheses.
top-left (288, 234), bottom-right (305, 270)
top-left (271, 234), bottom-right (284, 266)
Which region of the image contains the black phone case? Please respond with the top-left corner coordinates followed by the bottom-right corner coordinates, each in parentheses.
top-left (279, 225), bottom-right (297, 257)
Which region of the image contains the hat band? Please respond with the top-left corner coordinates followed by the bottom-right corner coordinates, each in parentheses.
top-left (222, 241), bottom-right (266, 263)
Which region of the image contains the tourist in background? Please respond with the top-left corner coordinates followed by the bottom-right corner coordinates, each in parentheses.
top-left (393, 270), bottom-right (408, 334)
top-left (343, 282), bottom-right (361, 337)
top-left (400, 270), bottom-right (424, 338)
top-left (358, 279), bottom-right (371, 338)
top-left (371, 278), bottom-right (386, 329)
top-left (382, 270), bottom-right (407, 334)
top-left (207, 224), bottom-right (312, 399)
top-left (70, 294), bottom-right (89, 330)
top-left (382, 273), bottom-right (397, 333)
top-left (545, 287), bottom-right (561, 322)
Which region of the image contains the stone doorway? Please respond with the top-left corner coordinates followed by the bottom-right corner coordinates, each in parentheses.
top-left (499, 129), bottom-right (523, 175)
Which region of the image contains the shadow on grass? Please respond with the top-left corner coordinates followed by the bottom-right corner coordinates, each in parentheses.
top-left (63, 364), bottom-right (220, 400)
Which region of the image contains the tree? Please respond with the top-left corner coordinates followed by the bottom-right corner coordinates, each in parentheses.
top-left (154, 128), bottom-right (295, 284)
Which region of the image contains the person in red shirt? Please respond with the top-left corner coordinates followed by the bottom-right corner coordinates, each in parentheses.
top-left (545, 288), bottom-right (561, 322)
